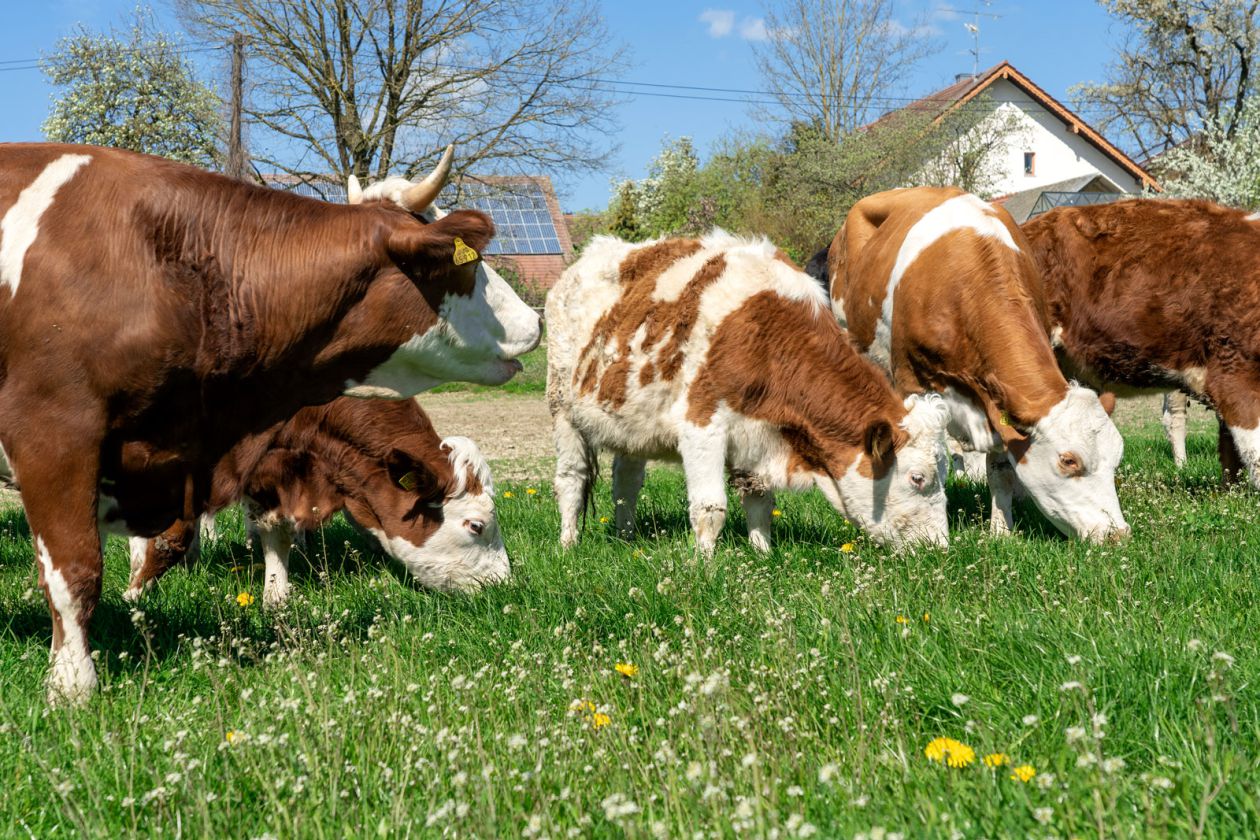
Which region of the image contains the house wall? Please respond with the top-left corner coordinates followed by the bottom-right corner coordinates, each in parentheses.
top-left (984, 79), bottom-right (1145, 196)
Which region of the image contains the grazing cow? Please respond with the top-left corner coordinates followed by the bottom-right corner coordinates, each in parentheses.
top-left (828, 186), bottom-right (1129, 542)
top-left (546, 231), bottom-right (952, 556)
top-left (0, 143), bottom-right (540, 702)
top-left (125, 398), bottom-right (507, 604)
top-left (1023, 199), bottom-right (1260, 485)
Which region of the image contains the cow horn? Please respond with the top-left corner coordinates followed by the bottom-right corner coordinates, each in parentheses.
top-left (401, 145), bottom-right (454, 212)
top-left (347, 174), bottom-right (363, 205)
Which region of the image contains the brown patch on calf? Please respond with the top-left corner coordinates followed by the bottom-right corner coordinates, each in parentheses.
top-left (575, 240), bottom-right (728, 407)
top-left (686, 291), bottom-right (909, 481)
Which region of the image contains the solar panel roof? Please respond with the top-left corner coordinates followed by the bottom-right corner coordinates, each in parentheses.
top-left (267, 178), bottom-right (564, 256)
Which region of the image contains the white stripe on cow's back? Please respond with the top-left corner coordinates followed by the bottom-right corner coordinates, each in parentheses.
top-left (0, 153), bottom-right (93, 294)
top-left (883, 193), bottom-right (1018, 324)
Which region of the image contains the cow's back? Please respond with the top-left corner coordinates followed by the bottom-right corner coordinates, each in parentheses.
top-left (1024, 199), bottom-right (1260, 391)
top-left (546, 232), bottom-right (829, 457)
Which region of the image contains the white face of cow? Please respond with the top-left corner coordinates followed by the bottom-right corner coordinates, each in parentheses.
top-left (369, 436), bottom-right (510, 592)
top-left (1011, 385), bottom-right (1129, 542)
top-left (818, 394), bottom-right (951, 549)
top-left (343, 156), bottom-right (542, 398)
top-left (353, 250), bottom-right (542, 397)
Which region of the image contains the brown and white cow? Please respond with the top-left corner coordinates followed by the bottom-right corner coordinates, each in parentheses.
top-left (124, 397), bottom-right (507, 605)
top-left (1023, 197), bottom-right (1260, 485)
top-left (546, 231), bottom-right (951, 556)
top-left (828, 186), bottom-right (1129, 542)
top-left (0, 143), bottom-right (540, 702)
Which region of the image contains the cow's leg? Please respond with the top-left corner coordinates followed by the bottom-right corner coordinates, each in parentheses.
top-left (9, 422), bottom-right (106, 704)
top-left (1207, 371), bottom-right (1260, 488)
top-left (740, 487), bottom-right (775, 554)
top-left (553, 412), bottom-right (594, 549)
top-left (988, 451), bottom-right (1017, 536)
top-left (123, 519), bottom-right (199, 602)
top-left (255, 512), bottom-right (296, 607)
top-left (199, 512), bottom-right (218, 543)
top-left (1162, 392), bottom-right (1189, 468)
top-left (611, 454), bottom-right (646, 539)
top-left (1219, 419), bottom-right (1244, 486)
top-left (680, 423), bottom-right (728, 557)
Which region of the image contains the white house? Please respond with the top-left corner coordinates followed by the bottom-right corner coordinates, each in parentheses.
top-left (888, 61), bottom-right (1158, 221)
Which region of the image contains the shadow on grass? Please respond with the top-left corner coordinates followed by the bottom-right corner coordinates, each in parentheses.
top-left (0, 513), bottom-right (442, 679)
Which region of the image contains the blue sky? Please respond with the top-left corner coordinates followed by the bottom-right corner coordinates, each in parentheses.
top-left (2, 1), bottom-right (1127, 211)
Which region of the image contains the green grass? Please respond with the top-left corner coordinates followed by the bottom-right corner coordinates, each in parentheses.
top-left (0, 415), bottom-right (1257, 837)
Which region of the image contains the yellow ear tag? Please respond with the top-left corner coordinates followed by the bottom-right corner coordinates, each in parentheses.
top-left (999, 412), bottom-right (1011, 427)
top-left (398, 471), bottom-right (419, 491)
top-left (452, 237), bottom-right (479, 266)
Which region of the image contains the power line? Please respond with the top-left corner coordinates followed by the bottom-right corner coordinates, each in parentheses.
top-left (0, 42), bottom-right (1118, 116)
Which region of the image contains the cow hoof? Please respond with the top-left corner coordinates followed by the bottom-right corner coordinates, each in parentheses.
top-left (46, 654), bottom-right (97, 707)
top-left (560, 531), bottom-right (579, 550)
top-left (121, 585), bottom-right (145, 604)
top-left (747, 532), bottom-right (771, 554)
top-left (262, 585), bottom-right (290, 608)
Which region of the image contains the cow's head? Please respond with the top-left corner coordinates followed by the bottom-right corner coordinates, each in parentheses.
top-left (1007, 385), bottom-right (1129, 542)
top-left (345, 435), bottom-right (510, 592)
top-left (818, 393), bottom-right (951, 549)
top-left (344, 147), bottom-right (542, 397)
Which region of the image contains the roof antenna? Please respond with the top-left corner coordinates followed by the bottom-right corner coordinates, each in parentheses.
top-left (941, 2), bottom-right (1001, 79)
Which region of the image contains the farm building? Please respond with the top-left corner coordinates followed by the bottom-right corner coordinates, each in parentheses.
top-left (264, 172), bottom-right (573, 290)
top-left (885, 60), bottom-right (1158, 222)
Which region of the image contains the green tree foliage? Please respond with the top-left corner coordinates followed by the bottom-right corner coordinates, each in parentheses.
top-left (1157, 94), bottom-right (1260, 208)
top-left (607, 96), bottom-right (1021, 260)
top-left (41, 10), bottom-right (222, 167)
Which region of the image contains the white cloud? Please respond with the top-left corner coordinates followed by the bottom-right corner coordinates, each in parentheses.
top-left (699, 9), bottom-right (736, 38)
top-left (739, 17), bottom-right (769, 41)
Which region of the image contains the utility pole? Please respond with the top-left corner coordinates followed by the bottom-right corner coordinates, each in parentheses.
top-left (226, 32), bottom-right (247, 180)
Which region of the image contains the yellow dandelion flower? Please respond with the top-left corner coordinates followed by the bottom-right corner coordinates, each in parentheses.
top-left (229, 565), bottom-right (245, 573)
top-left (840, 542), bottom-right (855, 553)
top-left (503, 490), bottom-right (515, 498)
top-left (599, 516), bottom-right (610, 524)
top-left (591, 712), bottom-right (611, 730)
top-left (923, 612), bottom-right (931, 623)
top-left (895, 615), bottom-right (909, 624)
top-left (569, 699), bottom-right (596, 714)
top-left (924, 737), bottom-right (976, 768)
top-left (983, 753), bottom-right (1010, 768)
top-left (225, 730), bottom-right (239, 744)
top-left (1010, 764), bottom-right (1036, 782)
top-left (236, 591), bottom-right (254, 607)
top-left (526, 488), bottom-right (538, 496)
top-left (772, 508), bottom-right (782, 518)
top-left (615, 662), bottom-right (639, 678)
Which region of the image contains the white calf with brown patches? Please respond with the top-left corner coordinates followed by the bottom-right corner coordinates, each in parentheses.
top-left (547, 232), bottom-right (951, 556)
top-left (828, 187), bottom-right (1128, 542)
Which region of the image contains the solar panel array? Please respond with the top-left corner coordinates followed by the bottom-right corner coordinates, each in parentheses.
top-left (267, 177), bottom-right (564, 256)
top-left (457, 183), bottom-right (564, 256)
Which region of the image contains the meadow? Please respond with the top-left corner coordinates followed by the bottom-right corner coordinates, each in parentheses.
top-left (0, 405), bottom-right (1255, 838)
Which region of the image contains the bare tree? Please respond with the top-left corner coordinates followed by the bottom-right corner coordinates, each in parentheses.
top-left (913, 97), bottom-right (1032, 198)
top-left (177, 0), bottom-right (626, 186)
top-left (751, 0), bottom-right (939, 141)
top-left (1072, 0), bottom-right (1260, 161)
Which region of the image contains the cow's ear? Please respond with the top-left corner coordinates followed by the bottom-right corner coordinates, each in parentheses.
top-left (1098, 391), bottom-right (1116, 416)
top-left (387, 210), bottom-right (495, 269)
top-left (863, 419), bottom-right (896, 465)
top-left (385, 450), bottom-right (442, 501)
